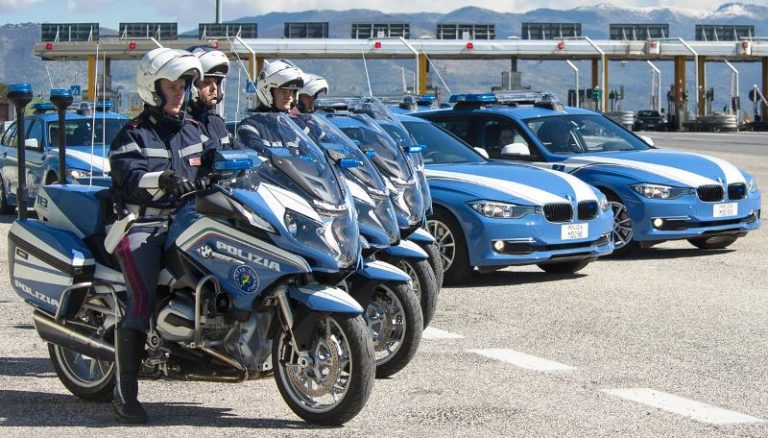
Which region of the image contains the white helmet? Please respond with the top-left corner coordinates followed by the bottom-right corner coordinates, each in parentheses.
top-left (256, 59), bottom-right (304, 109)
top-left (298, 73), bottom-right (329, 99)
top-left (190, 46), bottom-right (230, 78)
top-left (136, 48), bottom-right (203, 107)
top-left (189, 46), bottom-right (230, 104)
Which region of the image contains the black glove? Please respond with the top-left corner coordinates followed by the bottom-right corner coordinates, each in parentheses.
top-left (194, 173), bottom-right (220, 191)
top-left (158, 170), bottom-right (195, 197)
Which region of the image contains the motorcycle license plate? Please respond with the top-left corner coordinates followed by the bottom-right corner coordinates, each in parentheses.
top-left (561, 223), bottom-right (588, 240)
top-left (713, 203), bottom-right (738, 218)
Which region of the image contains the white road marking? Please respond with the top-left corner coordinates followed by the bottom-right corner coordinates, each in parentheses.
top-left (422, 327), bottom-right (463, 340)
top-left (467, 348), bottom-right (575, 372)
top-left (602, 388), bottom-right (766, 425)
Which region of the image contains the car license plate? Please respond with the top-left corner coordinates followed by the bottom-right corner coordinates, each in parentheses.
top-left (713, 203), bottom-right (738, 218)
top-left (561, 223), bottom-right (588, 240)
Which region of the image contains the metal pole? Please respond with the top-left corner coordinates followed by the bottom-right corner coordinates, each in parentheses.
top-left (216, 0), bottom-right (221, 24)
top-left (581, 37), bottom-right (606, 111)
top-left (50, 88), bottom-right (73, 184)
top-left (7, 83), bottom-right (33, 220)
top-left (724, 60), bottom-right (739, 118)
top-left (566, 59), bottom-right (579, 108)
top-left (676, 37), bottom-right (699, 118)
top-left (399, 37), bottom-right (420, 95)
top-left (646, 60), bottom-right (661, 113)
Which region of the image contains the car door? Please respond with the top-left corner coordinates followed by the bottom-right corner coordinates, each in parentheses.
top-left (24, 119), bottom-right (47, 200)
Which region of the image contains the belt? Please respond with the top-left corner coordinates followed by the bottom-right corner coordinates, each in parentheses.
top-left (125, 204), bottom-right (175, 217)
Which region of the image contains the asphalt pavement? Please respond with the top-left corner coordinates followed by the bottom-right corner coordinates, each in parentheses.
top-left (0, 131), bottom-right (766, 437)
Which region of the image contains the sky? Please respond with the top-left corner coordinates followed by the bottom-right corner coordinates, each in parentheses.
top-left (0, 0), bottom-right (746, 30)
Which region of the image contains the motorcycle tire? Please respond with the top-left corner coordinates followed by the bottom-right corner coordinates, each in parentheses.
top-left (367, 282), bottom-right (423, 378)
top-left (273, 314), bottom-right (374, 426)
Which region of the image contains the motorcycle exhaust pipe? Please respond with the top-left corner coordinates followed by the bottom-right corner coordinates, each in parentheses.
top-left (33, 311), bottom-right (115, 362)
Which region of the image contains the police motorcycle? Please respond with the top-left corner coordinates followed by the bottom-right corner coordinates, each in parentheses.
top-left (346, 97), bottom-right (443, 288)
top-left (6, 85), bottom-right (375, 425)
top-left (237, 112), bottom-right (422, 378)
top-left (318, 108), bottom-right (439, 327)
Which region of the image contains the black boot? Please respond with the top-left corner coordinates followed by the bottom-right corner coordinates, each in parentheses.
top-left (112, 327), bottom-right (148, 424)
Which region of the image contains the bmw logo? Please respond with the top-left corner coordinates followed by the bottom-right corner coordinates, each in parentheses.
top-left (233, 265), bottom-right (259, 294)
top-left (198, 245), bottom-right (213, 259)
top-left (564, 194), bottom-right (573, 201)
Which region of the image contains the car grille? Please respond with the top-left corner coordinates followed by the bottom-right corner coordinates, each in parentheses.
top-left (543, 203), bottom-right (573, 222)
top-left (696, 185), bottom-right (724, 202)
top-left (577, 201), bottom-right (598, 221)
top-left (728, 183), bottom-right (747, 200)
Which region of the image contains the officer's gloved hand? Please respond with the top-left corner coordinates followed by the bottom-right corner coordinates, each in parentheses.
top-left (194, 173), bottom-right (220, 191)
top-left (158, 170), bottom-right (196, 197)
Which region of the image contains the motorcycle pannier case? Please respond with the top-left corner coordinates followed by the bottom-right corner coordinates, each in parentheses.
top-left (8, 220), bottom-right (95, 315)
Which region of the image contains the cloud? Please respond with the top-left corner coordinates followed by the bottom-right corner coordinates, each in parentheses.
top-left (0, 0), bottom-right (44, 10)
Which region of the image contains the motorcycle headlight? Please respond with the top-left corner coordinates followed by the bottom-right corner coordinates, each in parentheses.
top-left (283, 209), bottom-right (357, 267)
top-left (469, 201), bottom-right (538, 219)
top-left (747, 178), bottom-right (758, 193)
top-left (631, 183), bottom-right (692, 200)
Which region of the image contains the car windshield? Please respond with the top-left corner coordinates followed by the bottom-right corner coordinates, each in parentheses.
top-left (48, 118), bottom-right (127, 147)
top-left (637, 110), bottom-right (661, 118)
top-left (237, 112), bottom-right (346, 209)
top-left (402, 120), bottom-right (485, 164)
top-left (524, 114), bottom-right (651, 154)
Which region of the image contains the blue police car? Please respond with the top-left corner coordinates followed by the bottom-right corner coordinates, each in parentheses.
top-left (415, 93), bottom-right (761, 255)
top-left (398, 114), bottom-right (614, 283)
top-left (0, 101), bottom-right (127, 213)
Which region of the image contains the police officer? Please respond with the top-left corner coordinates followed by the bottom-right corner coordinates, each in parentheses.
top-left (237, 60), bottom-right (304, 148)
top-left (108, 48), bottom-right (216, 424)
top-left (295, 73), bottom-right (329, 114)
top-left (187, 46), bottom-right (238, 150)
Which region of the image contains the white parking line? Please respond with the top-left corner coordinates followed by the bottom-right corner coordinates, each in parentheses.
top-left (467, 349), bottom-right (575, 372)
top-left (602, 388), bottom-right (766, 425)
top-left (422, 327), bottom-right (464, 340)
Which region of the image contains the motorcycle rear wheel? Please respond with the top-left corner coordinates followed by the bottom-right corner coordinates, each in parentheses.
top-left (273, 314), bottom-right (374, 425)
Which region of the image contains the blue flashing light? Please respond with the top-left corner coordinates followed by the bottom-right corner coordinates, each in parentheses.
top-left (32, 102), bottom-right (56, 112)
top-left (8, 83), bottom-right (33, 95)
top-left (406, 144), bottom-right (427, 153)
top-left (214, 157), bottom-right (253, 171)
top-left (419, 95), bottom-right (437, 102)
top-left (95, 101), bottom-right (114, 111)
top-left (448, 93), bottom-right (497, 104)
top-left (338, 158), bottom-right (362, 169)
top-left (50, 88), bottom-right (73, 99)
top-left (364, 148), bottom-right (376, 158)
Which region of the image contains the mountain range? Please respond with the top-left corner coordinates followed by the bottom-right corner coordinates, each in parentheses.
top-left (1, 3), bottom-right (767, 118)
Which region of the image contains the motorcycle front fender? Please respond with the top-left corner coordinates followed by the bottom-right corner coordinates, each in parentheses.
top-left (407, 227), bottom-right (436, 244)
top-left (289, 283), bottom-right (363, 315)
top-left (382, 239), bottom-right (428, 260)
top-left (357, 260), bottom-right (411, 283)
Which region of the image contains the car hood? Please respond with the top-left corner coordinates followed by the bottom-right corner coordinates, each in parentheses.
top-left (52, 146), bottom-right (110, 173)
top-left (425, 162), bottom-right (598, 206)
top-left (559, 150), bottom-right (747, 187)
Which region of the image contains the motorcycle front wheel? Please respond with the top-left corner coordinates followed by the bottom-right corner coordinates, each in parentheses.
top-left (273, 314), bottom-right (375, 425)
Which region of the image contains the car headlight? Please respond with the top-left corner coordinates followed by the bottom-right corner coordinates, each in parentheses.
top-left (597, 195), bottom-right (610, 212)
top-left (469, 201), bottom-right (538, 219)
top-left (68, 169), bottom-right (92, 179)
top-left (747, 178), bottom-right (758, 193)
top-left (631, 183), bottom-right (692, 200)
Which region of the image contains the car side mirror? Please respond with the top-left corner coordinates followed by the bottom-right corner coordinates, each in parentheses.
top-left (24, 138), bottom-right (39, 149)
top-left (473, 147), bottom-right (490, 159)
top-left (639, 135), bottom-right (655, 146)
top-left (501, 143), bottom-right (530, 156)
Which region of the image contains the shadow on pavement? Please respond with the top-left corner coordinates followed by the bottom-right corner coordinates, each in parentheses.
top-left (444, 270), bottom-right (587, 288)
top-left (0, 357), bottom-right (54, 377)
top-left (0, 389), bottom-right (323, 429)
top-left (604, 247), bottom-right (733, 261)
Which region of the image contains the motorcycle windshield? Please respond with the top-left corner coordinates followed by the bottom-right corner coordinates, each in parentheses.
top-left (237, 112), bottom-right (346, 210)
top-left (294, 113), bottom-right (400, 246)
top-left (292, 113), bottom-right (388, 196)
top-left (328, 113), bottom-right (414, 184)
